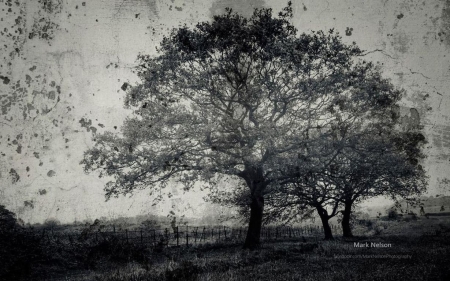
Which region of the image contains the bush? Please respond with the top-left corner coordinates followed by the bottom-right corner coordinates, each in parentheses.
top-left (387, 209), bottom-right (398, 220)
top-left (0, 206), bottom-right (45, 281)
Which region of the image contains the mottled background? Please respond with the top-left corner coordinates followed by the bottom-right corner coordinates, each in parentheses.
top-left (1, 0), bottom-right (449, 224)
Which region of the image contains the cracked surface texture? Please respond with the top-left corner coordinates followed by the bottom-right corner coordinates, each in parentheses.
top-left (0, 0), bottom-right (449, 224)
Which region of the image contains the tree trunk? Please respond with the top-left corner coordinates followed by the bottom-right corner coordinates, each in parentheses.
top-left (240, 167), bottom-right (266, 250)
top-left (316, 206), bottom-right (333, 240)
top-left (342, 200), bottom-right (353, 238)
top-left (243, 193), bottom-right (264, 250)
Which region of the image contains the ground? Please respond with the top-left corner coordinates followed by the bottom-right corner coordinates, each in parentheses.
top-left (37, 216), bottom-right (450, 281)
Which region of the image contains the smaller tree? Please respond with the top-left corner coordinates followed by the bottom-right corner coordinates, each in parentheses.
top-left (43, 218), bottom-right (60, 229)
top-left (266, 166), bottom-right (342, 240)
top-left (387, 209), bottom-right (398, 220)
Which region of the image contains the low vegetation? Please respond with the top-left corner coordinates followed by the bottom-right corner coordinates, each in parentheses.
top-left (56, 235), bottom-right (449, 281)
top-left (2, 203), bottom-right (450, 281)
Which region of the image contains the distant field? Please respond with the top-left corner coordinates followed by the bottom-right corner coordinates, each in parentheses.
top-left (34, 216), bottom-right (450, 281)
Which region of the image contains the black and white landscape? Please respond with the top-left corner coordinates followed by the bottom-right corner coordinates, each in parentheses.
top-left (1, 1), bottom-right (450, 280)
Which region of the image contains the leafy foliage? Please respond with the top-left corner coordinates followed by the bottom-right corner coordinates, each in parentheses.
top-left (81, 3), bottom-right (367, 200)
top-left (81, 3), bottom-right (427, 247)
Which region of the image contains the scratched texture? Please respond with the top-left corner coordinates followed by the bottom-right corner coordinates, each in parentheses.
top-left (0, 0), bottom-right (449, 224)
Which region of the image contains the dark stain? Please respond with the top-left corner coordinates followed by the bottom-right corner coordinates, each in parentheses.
top-left (79, 117), bottom-right (93, 132)
top-left (9, 168), bottom-right (20, 183)
top-left (441, 1), bottom-right (450, 47)
top-left (400, 108), bottom-right (421, 131)
top-left (47, 170), bottom-right (56, 177)
top-left (16, 144), bottom-right (22, 154)
top-left (303, 4), bottom-right (307, 11)
top-left (26, 166), bottom-right (30, 172)
top-left (397, 13), bottom-right (404, 19)
top-left (121, 82), bottom-right (129, 91)
top-left (29, 17), bottom-right (60, 42)
top-left (345, 27), bottom-right (353, 36)
top-left (24, 200), bottom-right (34, 209)
top-left (39, 189), bottom-right (47, 195)
top-left (39, 0), bottom-right (63, 14)
top-left (175, 6), bottom-right (182, 11)
top-left (438, 31), bottom-right (447, 43)
top-left (25, 74), bottom-right (32, 87)
top-left (33, 152), bottom-right (40, 158)
top-left (0, 76), bottom-right (10, 84)
top-left (82, 2), bottom-right (86, 7)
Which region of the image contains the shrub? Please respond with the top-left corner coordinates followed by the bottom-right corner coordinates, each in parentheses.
top-left (387, 209), bottom-right (398, 220)
top-left (0, 205), bottom-right (46, 280)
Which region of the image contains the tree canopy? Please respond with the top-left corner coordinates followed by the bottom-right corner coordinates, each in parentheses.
top-left (81, 3), bottom-right (420, 248)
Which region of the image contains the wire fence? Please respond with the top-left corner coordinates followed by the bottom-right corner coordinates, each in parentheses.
top-left (34, 223), bottom-right (343, 248)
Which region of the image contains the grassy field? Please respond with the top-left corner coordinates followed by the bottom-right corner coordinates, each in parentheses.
top-left (38, 217), bottom-right (450, 281)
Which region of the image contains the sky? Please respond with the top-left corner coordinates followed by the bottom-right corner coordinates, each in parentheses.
top-left (1, 0), bottom-right (449, 224)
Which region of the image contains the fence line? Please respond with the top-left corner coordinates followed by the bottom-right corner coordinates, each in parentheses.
top-left (29, 223), bottom-right (343, 248)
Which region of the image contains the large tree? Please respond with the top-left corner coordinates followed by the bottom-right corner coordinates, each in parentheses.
top-left (81, 3), bottom-right (397, 249)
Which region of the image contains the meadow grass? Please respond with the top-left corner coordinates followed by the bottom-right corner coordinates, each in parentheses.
top-left (9, 217), bottom-right (450, 281)
top-left (49, 233), bottom-right (450, 281)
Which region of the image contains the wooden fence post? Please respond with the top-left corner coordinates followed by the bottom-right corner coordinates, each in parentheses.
top-left (218, 227), bottom-right (221, 240)
top-left (126, 229), bottom-right (129, 244)
top-left (186, 225), bottom-right (189, 247)
top-left (224, 226), bottom-right (227, 240)
top-left (176, 226), bottom-right (179, 246)
top-left (202, 227), bottom-right (206, 242)
top-left (140, 229), bottom-right (143, 244)
top-left (194, 227), bottom-right (198, 243)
